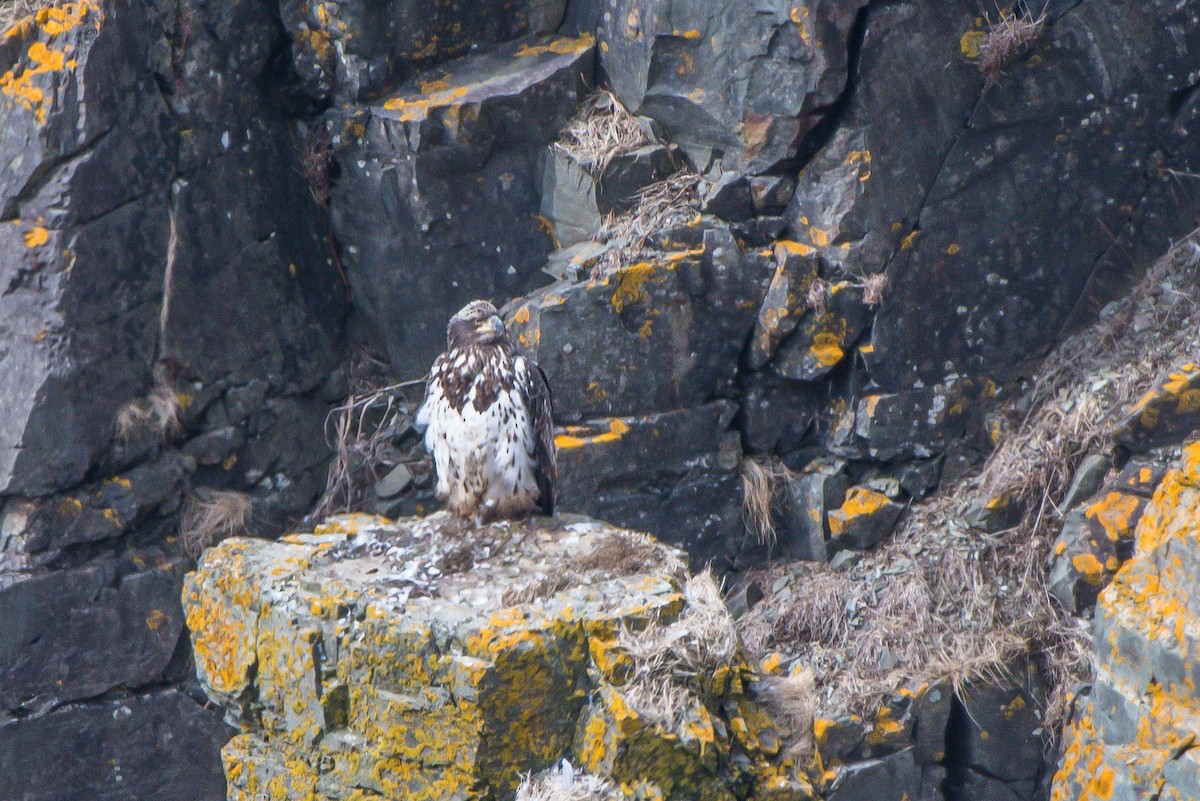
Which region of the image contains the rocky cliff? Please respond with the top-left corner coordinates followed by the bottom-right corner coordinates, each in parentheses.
top-left (2, 0), bottom-right (1200, 799)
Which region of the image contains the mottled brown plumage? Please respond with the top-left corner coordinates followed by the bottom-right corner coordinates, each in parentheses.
top-left (416, 301), bottom-right (556, 523)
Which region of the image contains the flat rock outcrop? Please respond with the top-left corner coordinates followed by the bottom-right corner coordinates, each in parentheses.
top-left (185, 513), bottom-right (815, 800)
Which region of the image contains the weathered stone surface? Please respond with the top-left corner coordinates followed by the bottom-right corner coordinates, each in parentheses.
top-left (331, 34), bottom-right (593, 375)
top-left (554, 403), bottom-right (744, 567)
top-left (598, 0), bottom-right (868, 172)
top-left (280, 0), bottom-right (566, 102)
top-left (0, 451), bottom-right (193, 566)
top-left (771, 281), bottom-right (873, 382)
top-left (1052, 443), bottom-right (1200, 800)
top-left (778, 458), bottom-right (848, 563)
top-left (831, 378), bottom-right (992, 462)
top-left (187, 514), bottom-right (808, 799)
top-left (739, 373), bottom-right (822, 457)
top-left (0, 689), bottom-right (232, 801)
top-left (161, 0), bottom-right (345, 394)
top-left (748, 241), bottom-right (821, 370)
top-left (1114, 363), bottom-right (1200, 453)
top-left (957, 671), bottom-right (1047, 787)
top-left (0, 1), bottom-right (174, 495)
top-left (506, 238), bottom-right (771, 420)
top-left (826, 748), bottom-right (921, 801)
top-left (870, 2), bottom-right (1200, 389)
top-left (0, 544), bottom-right (187, 714)
top-left (828, 487), bottom-right (902, 552)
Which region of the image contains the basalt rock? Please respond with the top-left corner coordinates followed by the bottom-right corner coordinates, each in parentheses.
top-left (598, 0), bottom-right (869, 172)
top-left (0, 689), bottom-right (232, 801)
top-left (330, 34), bottom-right (594, 376)
top-left (185, 514), bottom-right (814, 800)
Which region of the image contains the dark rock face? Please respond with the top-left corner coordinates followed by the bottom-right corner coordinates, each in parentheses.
top-left (869, 2), bottom-right (1200, 389)
top-left (0, 0), bottom-right (173, 496)
top-left (0, 689), bottom-right (232, 801)
top-left (280, 0), bottom-right (566, 102)
top-left (598, 0), bottom-right (868, 172)
top-left (330, 34), bottom-right (594, 375)
top-left (555, 402), bottom-right (743, 566)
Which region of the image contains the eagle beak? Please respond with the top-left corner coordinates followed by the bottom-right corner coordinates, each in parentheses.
top-left (476, 315), bottom-right (505, 338)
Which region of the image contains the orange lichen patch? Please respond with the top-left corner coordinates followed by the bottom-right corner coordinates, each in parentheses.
top-left (776, 240), bottom-right (815, 258)
top-left (514, 32), bottom-right (594, 58)
top-left (1085, 492), bottom-right (1143, 543)
top-left (946, 243), bottom-right (961, 255)
top-left (960, 29), bottom-right (985, 59)
top-left (1072, 553), bottom-right (1106, 586)
top-left (808, 226), bottom-right (830, 247)
top-left (23, 225), bottom-right (48, 247)
top-left (555, 418), bottom-right (630, 450)
top-left (810, 331), bottom-right (845, 368)
top-left (828, 488), bottom-right (893, 538)
top-left (511, 305), bottom-right (531, 325)
top-left (382, 85), bottom-right (469, 121)
top-left (610, 261), bottom-right (655, 312)
top-left (900, 229), bottom-right (919, 250)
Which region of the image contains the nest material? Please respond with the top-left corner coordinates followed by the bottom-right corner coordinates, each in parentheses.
top-left (515, 760), bottom-right (623, 801)
top-left (739, 227), bottom-right (1200, 730)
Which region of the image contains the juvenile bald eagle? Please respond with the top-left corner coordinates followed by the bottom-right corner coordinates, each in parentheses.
top-left (416, 300), bottom-right (556, 523)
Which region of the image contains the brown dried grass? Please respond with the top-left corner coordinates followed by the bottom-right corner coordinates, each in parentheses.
top-left (312, 351), bottom-right (426, 521)
top-left (741, 459), bottom-right (797, 548)
top-left (180, 489), bottom-right (252, 557)
top-left (740, 226), bottom-right (1200, 729)
top-left (555, 90), bottom-right (651, 175)
top-left (114, 381), bottom-right (183, 443)
top-left (592, 170), bottom-right (702, 275)
top-left (978, 3), bottom-right (1046, 79)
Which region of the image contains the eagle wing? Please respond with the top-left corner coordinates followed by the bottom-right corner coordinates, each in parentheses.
top-left (523, 360), bottom-right (557, 515)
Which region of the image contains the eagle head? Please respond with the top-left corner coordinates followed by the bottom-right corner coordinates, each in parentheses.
top-left (447, 300), bottom-right (507, 348)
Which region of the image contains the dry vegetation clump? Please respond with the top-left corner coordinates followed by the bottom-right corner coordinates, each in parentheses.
top-left (502, 530), bottom-right (687, 606)
top-left (312, 351), bottom-right (426, 521)
top-left (180, 488), bottom-right (252, 557)
top-left (755, 668), bottom-right (817, 761)
top-left (298, 127), bottom-right (334, 208)
top-left (739, 227), bottom-right (1200, 730)
top-left (514, 760), bottom-right (622, 801)
top-left (741, 458), bottom-right (797, 549)
top-left (805, 278), bottom-right (831, 316)
top-left (592, 170), bottom-right (702, 275)
top-left (977, 3), bottom-right (1046, 79)
top-left (555, 90), bottom-right (651, 175)
top-left (859, 272), bottom-right (888, 308)
top-left (114, 381), bottom-right (184, 443)
top-left (0, 0), bottom-right (43, 33)
top-left (616, 571), bottom-right (740, 730)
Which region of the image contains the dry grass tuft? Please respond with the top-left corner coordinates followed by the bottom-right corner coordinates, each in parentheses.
top-left (740, 226), bottom-right (1200, 730)
top-left (298, 127), bottom-right (334, 208)
top-left (515, 760), bottom-right (622, 801)
top-left (756, 668), bottom-right (816, 760)
top-left (115, 381), bottom-right (183, 443)
top-left (741, 459), bottom-right (796, 548)
top-left (180, 489), bottom-right (252, 557)
top-left (617, 571), bottom-right (740, 729)
top-left (805, 278), bottom-right (831, 316)
top-left (501, 531), bottom-right (687, 606)
top-left (978, 3), bottom-right (1046, 79)
top-left (0, 0), bottom-right (44, 34)
top-left (592, 170), bottom-right (702, 275)
top-left (312, 352), bottom-right (426, 521)
top-left (556, 90), bottom-right (651, 175)
top-left (860, 273), bottom-right (888, 307)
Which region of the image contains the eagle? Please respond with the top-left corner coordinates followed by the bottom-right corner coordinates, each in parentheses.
top-left (416, 300), bottom-right (556, 524)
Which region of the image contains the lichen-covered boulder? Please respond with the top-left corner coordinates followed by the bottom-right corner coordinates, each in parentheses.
top-left (505, 236), bottom-right (771, 421)
top-left (1113, 363), bottom-right (1200, 453)
top-left (1051, 441), bottom-right (1200, 800)
top-left (185, 513), bottom-right (815, 800)
top-left (329, 33), bottom-right (594, 375)
top-left (1046, 460), bottom-right (1165, 614)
